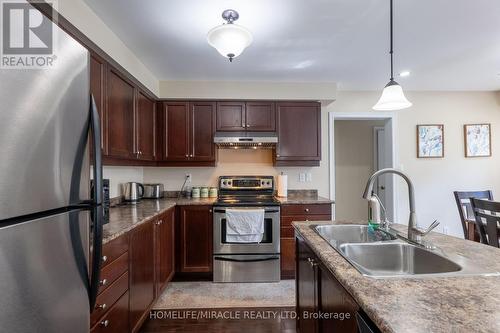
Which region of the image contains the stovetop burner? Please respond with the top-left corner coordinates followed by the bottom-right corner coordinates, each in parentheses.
top-left (215, 176), bottom-right (279, 207)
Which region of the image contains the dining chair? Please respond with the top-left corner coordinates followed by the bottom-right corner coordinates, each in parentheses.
top-left (470, 198), bottom-right (500, 248)
top-left (453, 190), bottom-right (493, 239)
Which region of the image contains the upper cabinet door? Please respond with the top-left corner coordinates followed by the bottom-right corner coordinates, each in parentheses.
top-left (136, 91), bottom-right (156, 161)
top-left (90, 53), bottom-right (107, 155)
top-left (216, 102), bottom-right (246, 131)
top-left (106, 68), bottom-right (135, 159)
top-left (190, 102), bottom-right (216, 161)
top-left (163, 102), bottom-right (190, 161)
top-left (245, 102), bottom-right (276, 131)
top-left (275, 102), bottom-right (321, 166)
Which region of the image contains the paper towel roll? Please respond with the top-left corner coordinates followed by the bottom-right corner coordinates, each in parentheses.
top-left (277, 174), bottom-right (288, 197)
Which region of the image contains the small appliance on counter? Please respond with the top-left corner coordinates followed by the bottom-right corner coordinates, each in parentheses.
top-left (143, 183), bottom-right (164, 199)
top-left (123, 182), bottom-right (144, 204)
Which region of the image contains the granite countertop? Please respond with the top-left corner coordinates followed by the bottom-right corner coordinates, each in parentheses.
top-left (103, 197), bottom-right (216, 244)
top-left (276, 191), bottom-right (334, 205)
top-left (293, 220), bottom-right (500, 333)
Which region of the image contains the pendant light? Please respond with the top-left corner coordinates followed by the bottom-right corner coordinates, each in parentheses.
top-left (207, 9), bottom-right (253, 62)
top-left (373, 0), bottom-right (412, 111)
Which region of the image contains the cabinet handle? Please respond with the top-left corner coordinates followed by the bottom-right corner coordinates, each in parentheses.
top-left (276, 154), bottom-right (280, 157)
top-left (101, 255), bottom-right (107, 263)
top-left (156, 220), bottom-right (162, 225)
top-left (99, 279), bottom-right (107, 286)
top-left (96, 303), bottom-right (107, 310)
top-left (190, 154), bottom-right (193, 157)
top-left (246, 124), bottom-right (250, 128)
top-left (304, 208), bottom-right (310, 212)
top-left (209, 209), bottom-right (212, 213)
top-left (307, 257), bottom-right (318, 267)
top-left (100, 319), bottom-right (109, 327)
top-left (185, 154), bottom-right (189, 157)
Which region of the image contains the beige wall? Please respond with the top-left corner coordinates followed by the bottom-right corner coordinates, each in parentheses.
top-left (334, 120), bottom-right (386, 221)
top-left (58, 0), bottom-right (159, 95)
top-left (103, 167), bottom-right (144, 198)
top-left (328, 91), bottom-right (500, 237)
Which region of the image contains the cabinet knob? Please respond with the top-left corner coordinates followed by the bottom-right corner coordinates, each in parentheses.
top-left (304, 208), bottom-right (310, 212)
top-left (307, 257), bottom-right (318, 267)
top-left (190, 154), bottom-right (193, 157)
top-left (101, 255), bottom-right (107, 263)
top-left (209, 209), bottom-right (212, 213)
top-left (96, 303), bottom-right (107, 310)
top-left (100, 320), bottom-right (109, 327)
top-left (185, 154), bottom-right (189, 157)
top-left (276, 154), bottom-right (280, 157)
top-left (99, 279), bottom-right (107, 286)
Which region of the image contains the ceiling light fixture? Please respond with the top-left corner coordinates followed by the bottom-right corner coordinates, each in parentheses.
top-left (373, 0), bottom-right (412, 111)
top-left (207, 9), bottom-right (253, 62)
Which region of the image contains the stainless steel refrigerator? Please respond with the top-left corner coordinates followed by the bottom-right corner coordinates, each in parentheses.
top-left (0, 4), bottom-right (103, 332)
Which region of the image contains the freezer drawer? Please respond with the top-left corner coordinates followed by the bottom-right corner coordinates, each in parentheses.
top-left (0, 210), bottom-right (90, 332)
top-left (213, 254), bottom-right (280, 282)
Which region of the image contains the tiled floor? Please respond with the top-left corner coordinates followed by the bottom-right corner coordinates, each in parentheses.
top-left (152, 281), bottom-right (295, 309)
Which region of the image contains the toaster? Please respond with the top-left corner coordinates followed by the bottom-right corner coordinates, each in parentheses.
top-left (143, 183), bottom-right (164, 199)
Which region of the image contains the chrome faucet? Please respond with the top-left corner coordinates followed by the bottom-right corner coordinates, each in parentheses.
top-left (363, 168), bottom-right (440, 243)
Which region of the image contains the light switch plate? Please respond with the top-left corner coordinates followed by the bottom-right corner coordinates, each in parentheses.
top-left (306, 173), bottom-right (312, 182)
top-left (299, 173), bottom-right (306, 182)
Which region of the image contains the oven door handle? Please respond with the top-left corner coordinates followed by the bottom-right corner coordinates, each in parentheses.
top-left (213, 209), bottom-right (280, 213)
top-left (214, 256), bottom-right (280, 263)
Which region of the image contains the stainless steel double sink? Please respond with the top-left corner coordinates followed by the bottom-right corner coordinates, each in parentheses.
top-left (314, 224), bottom-right (499, 278)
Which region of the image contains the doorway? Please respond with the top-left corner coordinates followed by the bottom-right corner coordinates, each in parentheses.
top-left (329, 113), bottom-right (396, 222)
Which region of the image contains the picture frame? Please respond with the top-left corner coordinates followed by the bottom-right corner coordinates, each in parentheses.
top-left (417, 124), bottom-right (444, 158)
top-left (464, 123), bottom-right (491, 157)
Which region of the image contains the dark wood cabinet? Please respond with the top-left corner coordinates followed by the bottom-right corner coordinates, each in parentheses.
top-left (191, 102), bottom-right (217, 161)
top-left (90, 53), bottom-right (107, 155)
top-left (246, 102), bottom-right (276, 131)
top-left (129, 220), bottom-right (155, 333)
top-left (155, 207), bottom-right (175, 296)
top-left (90, 291), bottom-right (129, 333)
top-left (177, 205), bottom-right (213, 273)
top-left (281, 204), bottom-right (331, 279)
top-left (135, 91), bottom-right (156, 161)
top-left (216, 101), bottom-right (246, 131)
top-left (161, 102), bottom-right (216, 165)
top-left (296, 235), bottom-right (360, 333)
top-left (216, 101), bottom-right (276, 132)
top-left (106, 68), bottom-right (135, 159)
top-left (275, 102), bottom-right (321, 166)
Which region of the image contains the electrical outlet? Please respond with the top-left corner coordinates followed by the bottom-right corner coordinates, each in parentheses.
top-left (306, 172), bottom-right (312, 182)
top-left (299, 173), bottom-right (306, 182)
top-left (185, 174), bottom-right (192, 182)
top-left (442, 226), bottom-right (449, 235)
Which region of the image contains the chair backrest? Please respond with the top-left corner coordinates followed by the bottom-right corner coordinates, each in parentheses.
top-left (470, 198), bottom-right (500, 248)
top-left (453, 190), bottom-right (493, 238)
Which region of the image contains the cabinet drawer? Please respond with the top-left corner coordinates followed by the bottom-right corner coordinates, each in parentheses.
top-left (91, 271), bottom-right (129, 326)
top-left (281, 204), bottom-right (331, 216)
top-left (102, 234), bottom-right (129, 269)
top-left (99, 252), bottom-right (128, 294)
top-left (91, 291), bottom-right (129, 333)
top-left (281, 215), bottom-right (331, 227)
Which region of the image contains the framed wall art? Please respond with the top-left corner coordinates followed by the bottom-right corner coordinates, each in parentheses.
top-left (464, 124), bottom-right (491, 157)
top-left (417, 124), bottom-right (444, 158)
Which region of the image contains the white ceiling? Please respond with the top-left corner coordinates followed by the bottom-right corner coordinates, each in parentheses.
top-left (84, 0), bottom-right (500, 90)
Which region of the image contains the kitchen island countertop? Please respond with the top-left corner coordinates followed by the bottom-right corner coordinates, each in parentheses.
top-left (293, 220), bottom-right (500, 333)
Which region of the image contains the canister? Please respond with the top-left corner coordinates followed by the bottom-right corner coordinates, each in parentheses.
top-left (191, 187), bottom-right (200, 198)
top-left (200, 186), bottom-right (209, 198)
top-left (209, 187), bottom-right (218, 198)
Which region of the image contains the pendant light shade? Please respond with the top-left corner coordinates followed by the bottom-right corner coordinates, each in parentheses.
top-left (373, 0), bottom-right (412, 111)
top-left (373, 80), bottom-right (412, 110)
top-left (207, 9), bottom-right (253, 62)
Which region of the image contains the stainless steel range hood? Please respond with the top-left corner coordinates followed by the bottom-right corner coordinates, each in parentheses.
top-left (214, 132), bottom-right (278, 149)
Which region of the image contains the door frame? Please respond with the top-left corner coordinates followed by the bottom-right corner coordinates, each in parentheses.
top-left (328, 112), bottom-right (399, 222)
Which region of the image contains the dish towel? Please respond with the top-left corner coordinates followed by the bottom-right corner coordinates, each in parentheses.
top-left (226, 208), bottom-right (265, 243)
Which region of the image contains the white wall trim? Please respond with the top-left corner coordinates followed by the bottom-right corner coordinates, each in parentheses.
top-left (329, 111), bottom-right (399, 222)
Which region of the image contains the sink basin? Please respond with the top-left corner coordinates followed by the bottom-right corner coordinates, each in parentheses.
top-left (339, 243), bottom-right (462, 277)
top-left (315, 224), bottom-right (396, 247)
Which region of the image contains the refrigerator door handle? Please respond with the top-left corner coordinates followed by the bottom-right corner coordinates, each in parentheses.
top-left (89, 95), bottom-right (103, 310)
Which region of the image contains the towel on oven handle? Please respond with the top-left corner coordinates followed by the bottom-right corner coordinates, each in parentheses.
top-left (226, 208), bottom-right (265, 243)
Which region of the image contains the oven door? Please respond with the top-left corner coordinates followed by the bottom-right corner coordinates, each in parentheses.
top-left (213, 254), bottom-right (280, 282)
top-left (213, 207), bottom-right (280, 255)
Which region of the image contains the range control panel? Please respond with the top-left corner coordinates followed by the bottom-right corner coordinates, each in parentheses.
top-left (219, 176), bottom-right (274, 190)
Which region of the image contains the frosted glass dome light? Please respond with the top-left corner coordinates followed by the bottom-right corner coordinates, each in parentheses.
top-left (373, 80), bottom-right (412, 111)
top-left (207, 9), bottom-right (253, 62)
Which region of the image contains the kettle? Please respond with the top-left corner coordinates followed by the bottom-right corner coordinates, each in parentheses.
top-left (123, 182), bottom-right (144, 203)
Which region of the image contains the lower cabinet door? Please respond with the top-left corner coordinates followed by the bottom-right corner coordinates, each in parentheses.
top-left (129, 220), bottom-right (155, 332)
top-left (90, 291), bottom-right (129, 333)
top-left (155, 208), bottom-right (175, 295)
top-left (296, 237), bottom-right (319, 333)
top-left (280, 238), bottom-right (296, 279)
top-left (319, 263), bottom-right (359, 332)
